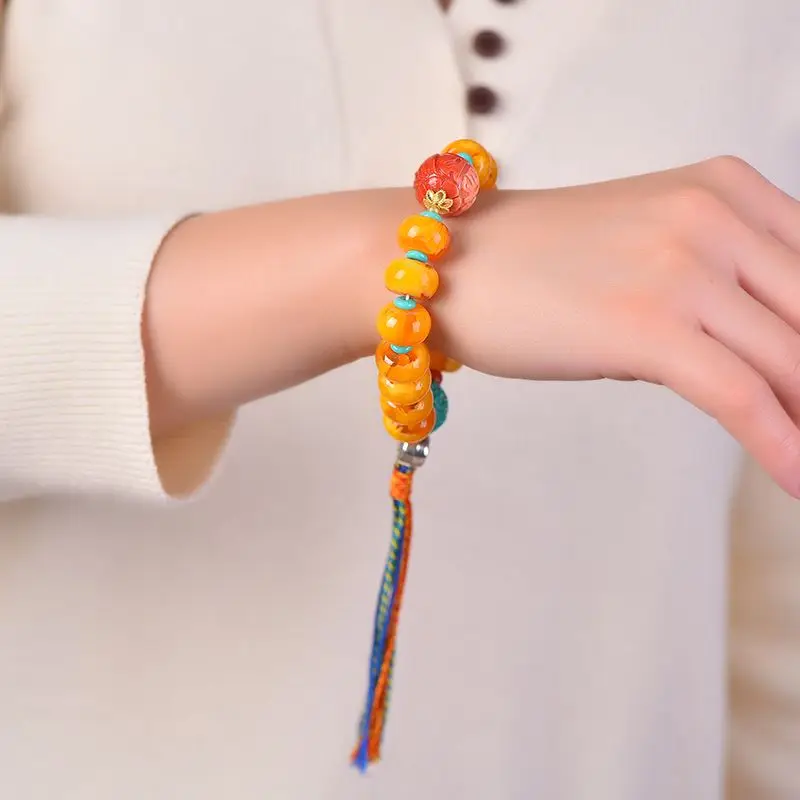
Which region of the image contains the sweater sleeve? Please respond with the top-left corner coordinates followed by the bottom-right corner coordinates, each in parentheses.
top-left (0, 215), bottom-right (234, 502)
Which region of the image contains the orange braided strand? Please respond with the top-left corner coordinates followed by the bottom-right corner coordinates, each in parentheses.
top-left (351, 466), bottom-right (415, 764)
top-left (390, 468), bottom-right (412, 502)
top-left (366, 492), bottom-right (413, 761)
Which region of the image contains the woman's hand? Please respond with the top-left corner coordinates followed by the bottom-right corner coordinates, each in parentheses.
top-left (440, 157), bottom-right (800, 496)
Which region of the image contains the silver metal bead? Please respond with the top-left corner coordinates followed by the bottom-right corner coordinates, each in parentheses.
top-left (395, 438), bottom-right (430, 470)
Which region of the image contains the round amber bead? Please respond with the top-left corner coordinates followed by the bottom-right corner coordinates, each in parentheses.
top-left (375, 342), bottom-right (430, 383)
top-left (414, 152), bottom-right (480, 217)
top-left (397, 214), bottom-right (451, 260)
top-left (376, 303), bottom-right (431, 347)
top-left (377, 369), bottom-right (432, 406)
top-left (383, 409), bottom-right (437, 444)
top-left (380, 391), bottom-right (433, 426)
top-left (443, 139), bottom-right (498, 191)
top-left (385, 258), bottom-right (440, 300)
top-left (429, 350), bottom-right (462, 373)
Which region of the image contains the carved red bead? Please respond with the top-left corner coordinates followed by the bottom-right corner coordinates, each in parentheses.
top-left (413, 152), bottom-right (480, 217)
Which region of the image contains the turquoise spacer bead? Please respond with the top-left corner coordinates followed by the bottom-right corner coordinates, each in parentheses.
top-left (393, 295), bottom-right (417, 311)
top-left (390, 344), bottom-right (413, 354)
top-left (457, 151), bottom-right (474, 166)
top-left (420, 210), bottom-right (443, 223)
top-left (431, 381), bottom-right (449, 432)
top-left (405, 249), bottom-right (429, 263)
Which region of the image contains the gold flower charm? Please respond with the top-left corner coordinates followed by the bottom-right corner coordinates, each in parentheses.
top-left (423, 189), bottom-right (454, 214)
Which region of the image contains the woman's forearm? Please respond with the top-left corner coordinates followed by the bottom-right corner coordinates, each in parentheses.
top-left (143, 189), bottom-right (413, 438)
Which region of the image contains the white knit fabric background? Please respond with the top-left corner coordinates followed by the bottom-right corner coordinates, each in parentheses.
top-left (0, 0), bottom-right (797, 797)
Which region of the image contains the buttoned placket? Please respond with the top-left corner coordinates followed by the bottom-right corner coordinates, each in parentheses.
top-left (437, 0), bottom-right (525, 172)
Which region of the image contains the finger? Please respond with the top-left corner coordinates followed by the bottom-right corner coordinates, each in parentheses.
top-left (643, 326), bottom-right (800, 497)
top-left (733, 231), bottom-right (800, 334)
top-left (696, 156), bottom-right (800, 253)
top-left (679, 194), bottom-right (800, 336)
top-left (699, 283), bottom-right (800, 423)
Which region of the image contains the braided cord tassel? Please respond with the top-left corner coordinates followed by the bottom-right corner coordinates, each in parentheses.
top-left (352, 380), bottom-right (448, 771)
top-left (352, 462), bottom-right (416, 771)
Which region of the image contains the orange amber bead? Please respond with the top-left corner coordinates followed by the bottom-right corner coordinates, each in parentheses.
top-left (375, 341), bottom-right (430, 382)
top-left (376, 303), bottom-right (431, 347)
top-left (383, 409), bottom-right (437, 443)
top-left (429, 350), bottom-right (462, 373)
top-left (377, 369), bottom-right (432, 406)
top-left (397, 214), bottom-right (451, 260)
top-left (380, 391), bottom-right (434, 426)
top-left (385, 258), bottom-right (440, 300)
top-left (442, 139), bottom-right (498, 191)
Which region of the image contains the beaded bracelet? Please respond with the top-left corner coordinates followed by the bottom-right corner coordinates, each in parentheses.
top-left (352, 139), bottom-right (498, 771)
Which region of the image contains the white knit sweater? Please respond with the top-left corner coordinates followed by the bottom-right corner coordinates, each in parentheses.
top-left (0, 1), bottom-right (798, 798)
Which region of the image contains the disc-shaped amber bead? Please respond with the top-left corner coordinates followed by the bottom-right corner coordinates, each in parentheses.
top-left (429, 350), bottom-right (462, 373)
top-left (380, 391), bottom-right (434, 426)
top-left (397, 214), bottom-right (451, 260)
top-left (383, 409), bottom-right (437, 443)
top-left (385, 258), bottom-right (440, 300)
top-left (442, 139), bottom-right (498, 191)
top-left (375, 342), bottom-right (430, 383)
top-left (377, 370), bottom-right (432, 406)
top-left (376, 303), bottom-right (431, 347)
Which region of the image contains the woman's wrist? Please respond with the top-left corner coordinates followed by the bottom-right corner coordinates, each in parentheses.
top-left (142, 190), bottom-right (412, 438)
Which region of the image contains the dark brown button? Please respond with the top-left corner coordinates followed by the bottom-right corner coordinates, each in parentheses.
top-left (494, 0), bottom-right (521, 4)
top-left (466, 86), bottom-right (499, 115)
top-left (473, 30), bottom-right (505, 57)
top-left (438, 0), bottom-right (453, 10)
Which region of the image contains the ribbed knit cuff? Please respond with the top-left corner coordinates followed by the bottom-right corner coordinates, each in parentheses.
top-left (0, 215), bottom-right (226, 501)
